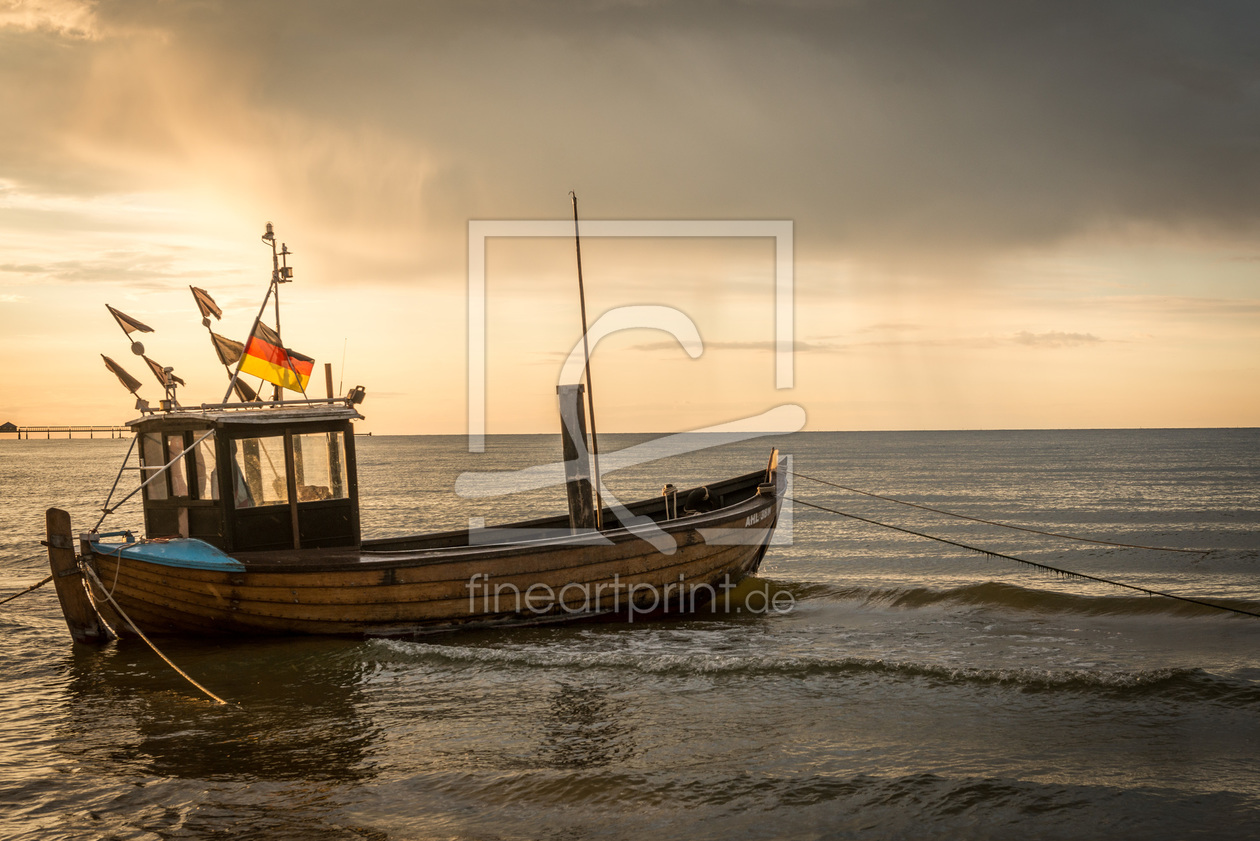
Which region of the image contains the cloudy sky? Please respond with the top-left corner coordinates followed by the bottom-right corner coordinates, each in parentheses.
top-left (1, 0), bottom-right (1257, 434)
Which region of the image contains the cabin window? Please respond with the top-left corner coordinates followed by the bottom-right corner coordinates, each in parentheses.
top-left (166, 434), bottom-right (189, 497)
top-left (140, 433), bottom-right (168, 501)
top-left (231, 435), bottom-right (289, 508)
top-left (293, 431), bottom-right (349, 501)
top-left (193, 434), bottom-right (219, 501)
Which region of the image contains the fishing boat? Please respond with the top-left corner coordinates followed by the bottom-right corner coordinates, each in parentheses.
top-left (45, 214), bottom-right (786, 642)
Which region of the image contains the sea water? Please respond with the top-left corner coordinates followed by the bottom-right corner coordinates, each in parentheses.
top-left (1, 429), bottom-right (1258, 840)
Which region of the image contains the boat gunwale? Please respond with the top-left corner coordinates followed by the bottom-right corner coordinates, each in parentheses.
top-left (89, 466), bottom-right (782, 576)
top-left (89, 540), bottom-right (764, 619)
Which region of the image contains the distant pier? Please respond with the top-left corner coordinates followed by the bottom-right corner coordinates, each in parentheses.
top-left (1, 422), bottom-right (130, 439)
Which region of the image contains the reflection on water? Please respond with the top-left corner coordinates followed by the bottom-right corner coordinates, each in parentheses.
top-left (3, 430), bottom-right (1258, 841)
top-left (57, 637), bottom-right (381, 783)
top-left (537, 682), bottom-right (635, 769)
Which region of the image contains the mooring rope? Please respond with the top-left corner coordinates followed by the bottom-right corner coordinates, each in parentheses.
top-left (1, 549), bottom-right (62, 606)
top-left (0, 574), bottom-right (54, 606)
top-left (99, 542), bottom-right (126, 597)
top-left (80, 564), bottom-right (230, 705)
top-left (787, 494), bottom-right (1260, 619)
top-left (790, 471), bottom-right (1208, 555)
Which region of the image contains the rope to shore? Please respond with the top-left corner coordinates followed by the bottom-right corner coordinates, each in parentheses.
top-left (790, 471), bottom-right (1209, 555)
top-left (786, 494), bottom-right (1260, 620)
top-left (80, 564), bottom-right (230, 705)
top-left (0, 575), bottom-right (54, 606)
top-left (1, 548), bottom-right (63, 606)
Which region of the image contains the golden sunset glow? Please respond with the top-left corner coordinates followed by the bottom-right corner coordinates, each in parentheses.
top-left (1, 1), bottom-right (1257, 434)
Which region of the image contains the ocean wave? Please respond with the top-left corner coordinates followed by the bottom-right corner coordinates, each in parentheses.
top-left (369, 639), bottom-right (1260, 704)
top-left (788, 580), bottom-right (1260, 619)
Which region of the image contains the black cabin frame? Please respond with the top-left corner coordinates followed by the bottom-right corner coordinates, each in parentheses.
top-left (131, 414), bottom-right (360, 553)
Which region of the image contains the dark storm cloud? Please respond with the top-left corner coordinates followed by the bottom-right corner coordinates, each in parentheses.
top-left (11, 0), bottom-right (1260, 262)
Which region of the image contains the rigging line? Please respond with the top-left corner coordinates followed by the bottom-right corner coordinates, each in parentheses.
top-left (223, 274), bottom-right (276, 403)
top-left (0, 575), bottom-right (53, 606)
top-left (93, 430), bottom-right (216, 532)
top-left (786, 494), bottom-right (1260, 620)
top-left (790, 471), bottom-right (1209, 555)
top-left (98, 434), bottom-right (139, 522)
top-left (80, 564), bottom-right (229, 705)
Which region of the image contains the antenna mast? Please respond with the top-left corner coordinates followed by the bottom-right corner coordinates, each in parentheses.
top-left (570, 192), bottom-right (603, 529)
top-left (222, 222), bottom-right (297, 403)
top-left (265, 224), bottom-right (296, 399)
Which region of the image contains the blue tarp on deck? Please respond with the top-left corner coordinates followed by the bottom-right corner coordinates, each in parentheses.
top-left (90, 538), bottom-right (246, 572)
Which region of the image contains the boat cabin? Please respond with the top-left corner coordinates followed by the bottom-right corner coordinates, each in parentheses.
top-left (128, 403), bottom-right (363, 553)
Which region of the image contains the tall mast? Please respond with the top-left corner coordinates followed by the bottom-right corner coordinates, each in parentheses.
top-left (221, 276), bottom-right (275, 404)
top-left (266, 224), bottom-right (296, 400)
top-left (222, 222), bottom-right (295, 403)
top-left (221, 220), bottom-right (309, 403)
top-left (273, 255), bottom-right (281, 402)
top-left (570, 192), bottom-right (603, 529)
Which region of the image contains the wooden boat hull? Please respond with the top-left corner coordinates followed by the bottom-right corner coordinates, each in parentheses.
top-left (79, 466), bottom-right (783, 637)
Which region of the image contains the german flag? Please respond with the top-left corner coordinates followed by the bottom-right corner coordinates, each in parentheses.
top-left (238, 321), bottom-right (313, 393)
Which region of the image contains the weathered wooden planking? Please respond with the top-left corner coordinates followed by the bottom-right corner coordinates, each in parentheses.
top-left (90, 541), bottom-right (763, 634)
top-left (93, 540), bottom-right (757, 623)
top-left (75, 459), bottom-right (781, 636)
top-left (93, 524), bottom-right (761, 609)
top-left (94, 523), bottom-right (760, 606)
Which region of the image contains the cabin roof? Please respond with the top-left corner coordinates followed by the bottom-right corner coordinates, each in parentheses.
top-left (126, 401), bottom-right (363, 431)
